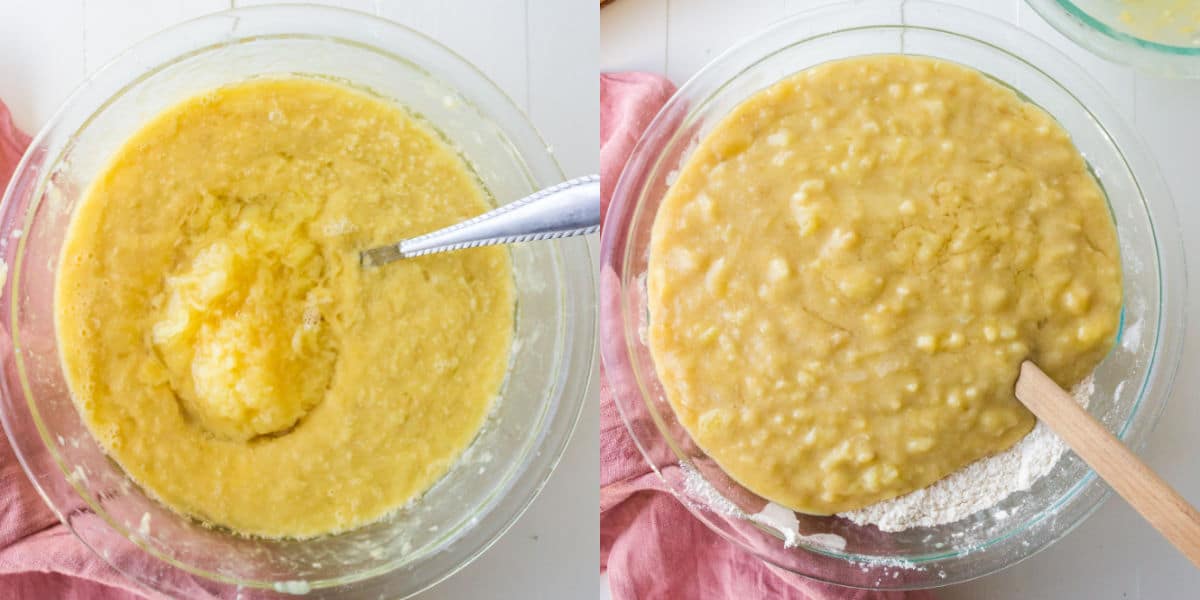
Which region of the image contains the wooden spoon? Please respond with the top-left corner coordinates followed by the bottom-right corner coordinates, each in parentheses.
top-left (1015, 360), bottom-right (1200, 568)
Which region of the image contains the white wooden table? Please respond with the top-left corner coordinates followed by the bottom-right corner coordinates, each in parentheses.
top-left (0, 1), bottom-right (598, 599)
top-left (603, 1), bottom-right (1200, 599)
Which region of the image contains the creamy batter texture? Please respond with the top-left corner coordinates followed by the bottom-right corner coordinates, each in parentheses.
top-left (648, 56), bottom-right (1122, 515)
top-left (56, 79), bottom-right (514, 538)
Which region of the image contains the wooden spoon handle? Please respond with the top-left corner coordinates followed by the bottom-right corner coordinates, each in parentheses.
top-left (1016, 361), bottom-right (1200, 568)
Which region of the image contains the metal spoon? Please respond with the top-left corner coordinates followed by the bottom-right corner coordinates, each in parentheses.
top-left (361, 174), bottom-right (599, 266)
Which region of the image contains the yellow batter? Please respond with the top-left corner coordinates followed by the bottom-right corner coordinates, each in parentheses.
top-left (648, 56), bottom-right (1122, 515)
top-left (56, 79), bottom-right (514, 538)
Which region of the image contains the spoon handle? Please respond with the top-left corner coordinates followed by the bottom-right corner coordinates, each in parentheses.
top-left (1015, 360), bottom-right (1200, 568)
top-left (363, 174), bottom-right (599, 265)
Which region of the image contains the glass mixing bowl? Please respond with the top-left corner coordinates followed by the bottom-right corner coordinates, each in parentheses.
top-left (600, 1), bottom-right (1185, 590)
top-left (0, 5), bottom-right (595, 599)
top-left (1027, 0), bottom-right (1200, 77)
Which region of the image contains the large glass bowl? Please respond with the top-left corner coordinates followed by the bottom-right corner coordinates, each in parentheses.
top-left (1027, 0), bottom-right (1200, 78)
top-left (0, 5), bottom-right (595, 599)
top-left (600, 1), bottom-right (1185, 590)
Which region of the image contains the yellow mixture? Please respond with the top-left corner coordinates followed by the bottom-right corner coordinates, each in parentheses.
top-left (648, 56), bottom-right (1122, 515)
top-left (1117, 0), bottom-right (1200, 45)
top-left (56, 79), bottom-right (514, 538)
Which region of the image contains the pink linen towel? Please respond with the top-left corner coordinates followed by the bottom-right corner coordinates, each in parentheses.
top-left (599, 72), bottom-right (937, 600)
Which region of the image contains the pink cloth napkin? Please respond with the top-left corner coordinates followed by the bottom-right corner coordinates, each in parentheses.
top-left (0, 102), bottom-right (29, 188)
top-left (599, 72), bottom-right (937, 600)
top-left (0, 100), bottom-right (152, 600)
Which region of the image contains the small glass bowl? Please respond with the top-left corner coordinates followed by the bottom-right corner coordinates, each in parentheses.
top-left (600, 0), bottom-right (1185, 590)
top-left (1027, 0), bottom-right (1200, 77)
top-left (0, 5), bottom-right (595, 599)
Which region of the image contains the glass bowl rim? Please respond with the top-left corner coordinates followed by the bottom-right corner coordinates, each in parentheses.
top-left (1044, 0), bottom-right (1200, 56)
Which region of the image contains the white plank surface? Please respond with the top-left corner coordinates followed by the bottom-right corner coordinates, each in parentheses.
top-left (83, 0), bottom-right (229, 74)
top-left (527, 0), bottom-right (601, 178)
top-left (602, 1), bottom-right (1200, 599)
top-left (0, 2), bottom-right (598, 599)
top-left (663, 0), bottom-right (785, 83)
top-left (599, 0), bottom-right (667, 75)
top-left (377, 0), bottom-right (532, 113)
top-left (0, 0), bottom-right (85, 130)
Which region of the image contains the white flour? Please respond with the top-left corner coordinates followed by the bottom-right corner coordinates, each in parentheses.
top-left (681, 463), bottom-right (848, 551)
top-left (839, 375), bottom-right (1094, 532)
